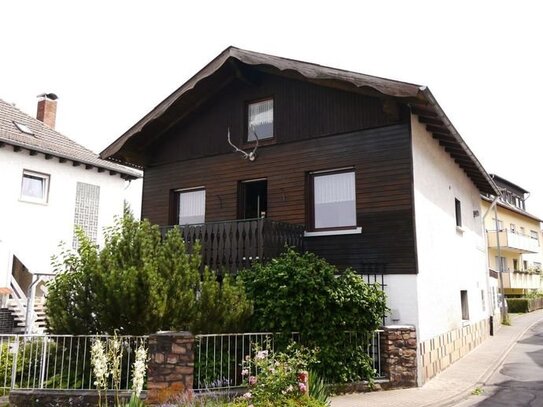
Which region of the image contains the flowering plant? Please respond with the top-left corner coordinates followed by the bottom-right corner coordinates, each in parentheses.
top-left (234, 344), bottom-right (326, 406)
top-left (90, 334), bottom-right (148, 407)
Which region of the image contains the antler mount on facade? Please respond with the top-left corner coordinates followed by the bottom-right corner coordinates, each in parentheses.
top-left (227, 127), bottom-right (259, 161)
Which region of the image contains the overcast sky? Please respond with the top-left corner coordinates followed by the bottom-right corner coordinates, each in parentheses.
top-left (2, 1), bottom-right (542, 219)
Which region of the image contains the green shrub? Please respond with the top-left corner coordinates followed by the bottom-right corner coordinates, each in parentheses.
top-left (507, 298), bottom-right (529, 313)
top-left (47, 208), bottom-right (252, 335)
top-left (507, 297), bottom-right (543, 313)
top-left (241, 248), bottom-right (387, 384)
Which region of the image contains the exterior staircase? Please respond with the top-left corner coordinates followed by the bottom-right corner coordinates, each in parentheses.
top-left (6, 296), bottom-right (47, 334)
top-left (5, 278), bottom-right (48, 334)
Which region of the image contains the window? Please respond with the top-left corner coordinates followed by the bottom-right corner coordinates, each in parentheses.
top-left (455, 198), bottom-right (462, 227)
top-left (310, 169), bottom-right (356, 230)
top-left (492, 218), bottom-right (504, 230)
top-left (523, 260), bottom-right (528, 270)
top-left (513, 259), bottom-right (519, 271)
top-left (530, 230), bottom-right (539, 241)
top-left (239, 179), bottom-right (267, 219)
top-left (520, 226), bottom-right (526, 235)
top-left (495, 256), bottom-right (506, 272)
top-left (460, 290), bottom-right (469, 320)
top-left (247, 98), bottom-right (273, 141)
top-left (175, 188), bottom-right (205, 225)
top-left (510, 223), bottom-right (516, 233)
top-left (13, 121), bottom-right (33, 135)
top-left (20, 170), bottom-right (49, 203)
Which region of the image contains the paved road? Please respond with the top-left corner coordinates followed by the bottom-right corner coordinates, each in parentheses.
top-left (454, 320), bottom-right (543, 407)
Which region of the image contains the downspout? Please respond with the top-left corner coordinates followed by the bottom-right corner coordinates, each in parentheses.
top-left (483, 194), bottom-right (507, 324)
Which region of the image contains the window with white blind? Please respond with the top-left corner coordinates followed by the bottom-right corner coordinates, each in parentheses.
top-left (176, 189), bottom-right (206, 225)
top-left (310, 169), bottom-right (356, 230)
top-left (247, 98), bottom-right (273, 141)
top-left (20, 170), bottom-right (50, 204)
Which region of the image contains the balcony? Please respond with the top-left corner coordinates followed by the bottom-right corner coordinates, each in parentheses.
top-left (487, 229), bottom-right (540, 254)
top-left (160, 218), bottom-right (304, 274)
top-left (502, 270), bottom-right (542, 294)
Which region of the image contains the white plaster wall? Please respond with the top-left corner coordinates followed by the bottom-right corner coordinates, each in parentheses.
top-left (411, 115), bottom-right (490, 342)
top-left (383, 274), bottom-right (419, 327)
top-left (0, 148), bottom-right (140, 281)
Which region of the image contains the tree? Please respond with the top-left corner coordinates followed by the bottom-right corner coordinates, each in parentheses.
top-left (46, 209), bottom-right (251, 335)
top-left (240, 248), bottom-right (388, 383)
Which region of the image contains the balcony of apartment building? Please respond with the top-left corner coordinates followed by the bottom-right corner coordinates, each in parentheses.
top-left (501, 269), bottom-right (542, 296)
top-left (487, 228), bottom-right (540, 254)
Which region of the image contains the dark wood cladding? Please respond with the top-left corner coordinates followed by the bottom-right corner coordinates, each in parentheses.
top-left (143, 123), bottom-right (416, 275)
top-left (147, 72), bottom-right (405, 165)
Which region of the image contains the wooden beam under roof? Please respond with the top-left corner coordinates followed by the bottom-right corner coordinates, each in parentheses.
top-left (418, 116), bottom-right (444, 125)
top-left (411, 105), bottom-right (439, 117)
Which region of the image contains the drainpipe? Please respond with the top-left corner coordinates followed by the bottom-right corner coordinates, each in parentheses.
top-left (482, 194), bottom-right (507, 324)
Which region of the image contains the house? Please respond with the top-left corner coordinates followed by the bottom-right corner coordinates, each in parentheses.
top-left (101, 47), bottom-right (499, 384)
top-left (0, 94), bottom-right (141, 333)
top-left (482, 174), bottom-right (543, 299)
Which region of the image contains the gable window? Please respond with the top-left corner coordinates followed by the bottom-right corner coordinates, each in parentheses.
top-left (175, 188), bottom-right (205, 225)
top-left (247, 98), bottom-right (273, 141)
top-left (310, 169), bottom-right (356, 231)
top-left (20, 170), bottom-right (49, 204)
top-left (455, 198), bottom-right (462, 227)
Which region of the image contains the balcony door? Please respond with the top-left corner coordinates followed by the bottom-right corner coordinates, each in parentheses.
top-left (239, 179), bottom-right (267, 219)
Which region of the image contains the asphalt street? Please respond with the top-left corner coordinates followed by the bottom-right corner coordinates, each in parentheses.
top-left (454, 320), bottom-right (543, 407)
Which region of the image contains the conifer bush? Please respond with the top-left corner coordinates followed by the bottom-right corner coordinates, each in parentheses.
top-left (46, 208), bottom-right (251, 335)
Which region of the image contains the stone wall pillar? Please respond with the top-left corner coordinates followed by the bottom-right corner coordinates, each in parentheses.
top-left (380, 325), bottom-right (417, 389)
top-left (147, 331), bottom-right (194, 404)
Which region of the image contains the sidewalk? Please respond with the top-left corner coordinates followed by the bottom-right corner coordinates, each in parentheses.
top-left (331, 310), bottom-right (543, 407)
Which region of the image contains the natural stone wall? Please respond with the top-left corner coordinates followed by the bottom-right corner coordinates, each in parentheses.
top-left (9, 389), bottom-right (137, 406)
top-left (419, 318), bottom-right (489, 384)
top-left (147, 331), bottom-right (194, 404)
top-left (380, 325), bottom-right (417, 389)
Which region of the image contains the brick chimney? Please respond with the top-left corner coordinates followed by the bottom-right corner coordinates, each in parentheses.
top-left (36, 93), bottom-right (58, 129)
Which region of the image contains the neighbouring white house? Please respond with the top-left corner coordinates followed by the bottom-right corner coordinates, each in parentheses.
top-left (100, 47), bottom-right (501, 385)
top-left (0, 94), bottom-right (141, 333)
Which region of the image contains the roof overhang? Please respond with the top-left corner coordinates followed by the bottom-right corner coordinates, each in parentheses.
top-left (0, 138), bottom-right (140, 180)
top-left (101, 46), bottom-right (497, 195)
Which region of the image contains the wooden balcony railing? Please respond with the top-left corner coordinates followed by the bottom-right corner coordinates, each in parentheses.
top-left (160, 219), bottom-right (304, 274)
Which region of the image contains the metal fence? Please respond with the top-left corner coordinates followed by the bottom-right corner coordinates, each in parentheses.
top-left (193, 330), bottom-right (383, 391)
top-left (0, 334), bottom-right (147, 394)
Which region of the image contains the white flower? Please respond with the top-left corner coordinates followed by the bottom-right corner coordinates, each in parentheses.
top-left (131, 343), bottom-right (148, 398)
top-left (91, 339), bottom-right (109, 391)
top-left (241, 368), bottom-right (249, 376)
top-left (243, 392), bottom-right (252, 399)
top-left (255, 350), bottom-right (269, 360)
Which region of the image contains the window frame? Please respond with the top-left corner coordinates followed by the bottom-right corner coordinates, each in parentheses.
top-left (245, 97), bottom-right (274, 143)
top-left (20, 170), bottom-right (50, 204)
top-left (172, 187), bottom-right (206, 226)
top-left (307, 167), bottom-right (357, 232)
top-left (460, 290), bottom-right (470, 321)
top-left (455, 198), bottom-right (462, 228)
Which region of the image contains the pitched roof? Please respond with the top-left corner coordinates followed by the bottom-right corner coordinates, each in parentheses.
top-left (101, 46), bottom-right (496, 194)
top-left (0, 98), bottom-right (140, 179)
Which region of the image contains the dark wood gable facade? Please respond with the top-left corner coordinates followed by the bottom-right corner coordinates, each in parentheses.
top-left (142, 72), bottom-right (414, 274)
top-left (102, 47), bottom-right (497, 276)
